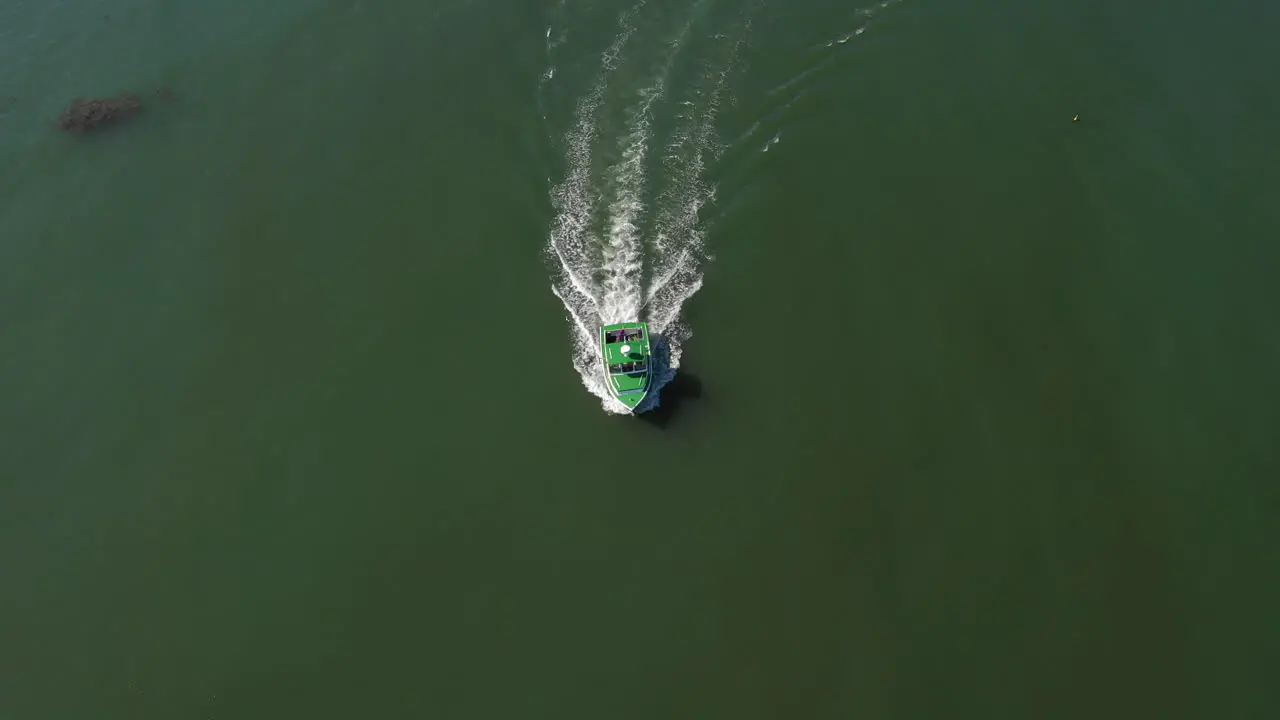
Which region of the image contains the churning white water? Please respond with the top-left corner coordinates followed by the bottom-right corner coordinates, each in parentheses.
top-left (541, 0), bottom-right (755, 413)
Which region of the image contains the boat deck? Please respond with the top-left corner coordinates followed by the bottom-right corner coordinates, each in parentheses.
top-left (600, 322), bottom-right (651, 408)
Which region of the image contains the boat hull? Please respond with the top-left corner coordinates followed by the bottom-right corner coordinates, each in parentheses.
top-left (600, 321), bottom-right (651, 412)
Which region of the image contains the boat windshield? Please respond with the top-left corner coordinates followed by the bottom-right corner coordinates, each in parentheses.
top-left (608, 361), bottom-right (647, 374)
top-left (605, 328), bottom-right (643, 343)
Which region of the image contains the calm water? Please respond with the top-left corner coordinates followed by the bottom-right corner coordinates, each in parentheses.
top-left (2, 0), bottom-right (1276, 717)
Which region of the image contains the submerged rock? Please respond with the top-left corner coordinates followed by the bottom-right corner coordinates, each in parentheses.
top-left (56, 92), bottom-right (143, 132)
top-left (54, 87), bottom-right (175, 132)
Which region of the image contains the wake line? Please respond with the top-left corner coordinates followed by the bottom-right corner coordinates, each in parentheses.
top-left (542, 0), bottom-right (757, 414)
top-left (545, 23), bottom-right (634, 325)
top-left (641, 5), bottom-right (757, 336)
top-left (599, 16), bottom-right (698, 328)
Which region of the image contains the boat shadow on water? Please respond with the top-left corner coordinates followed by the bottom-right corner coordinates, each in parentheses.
top-left (634, 334), bottom-right (704, 429)
top-left (636, 371), bottom-right (703, 429)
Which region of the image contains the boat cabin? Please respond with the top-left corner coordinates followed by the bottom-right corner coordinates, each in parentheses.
top-left (604, 327), bottom-right (644, 344)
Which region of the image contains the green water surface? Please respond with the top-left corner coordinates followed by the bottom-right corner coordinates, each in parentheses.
top-left (1, 0), bottom-right (1276, 717)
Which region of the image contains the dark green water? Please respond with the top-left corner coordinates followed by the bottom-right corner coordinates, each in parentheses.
top-left (2, 0), bottom-right (1276, 717)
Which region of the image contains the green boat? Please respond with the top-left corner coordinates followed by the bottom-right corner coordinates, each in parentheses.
top-left (600, 321), bottom-right (651, 411)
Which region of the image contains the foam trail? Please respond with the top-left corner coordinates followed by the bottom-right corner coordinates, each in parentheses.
top-left (544, 1), bottom-right (655, 413)
top-left (544, 1), bottom-right (755, 414)
top-left (600, 16), bottom-right (696, 328)
top-left (644, 11), bottom-right (755, 334)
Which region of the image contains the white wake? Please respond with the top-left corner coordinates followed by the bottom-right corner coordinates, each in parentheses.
top-left (543, 0), bottom-right (754, 414)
